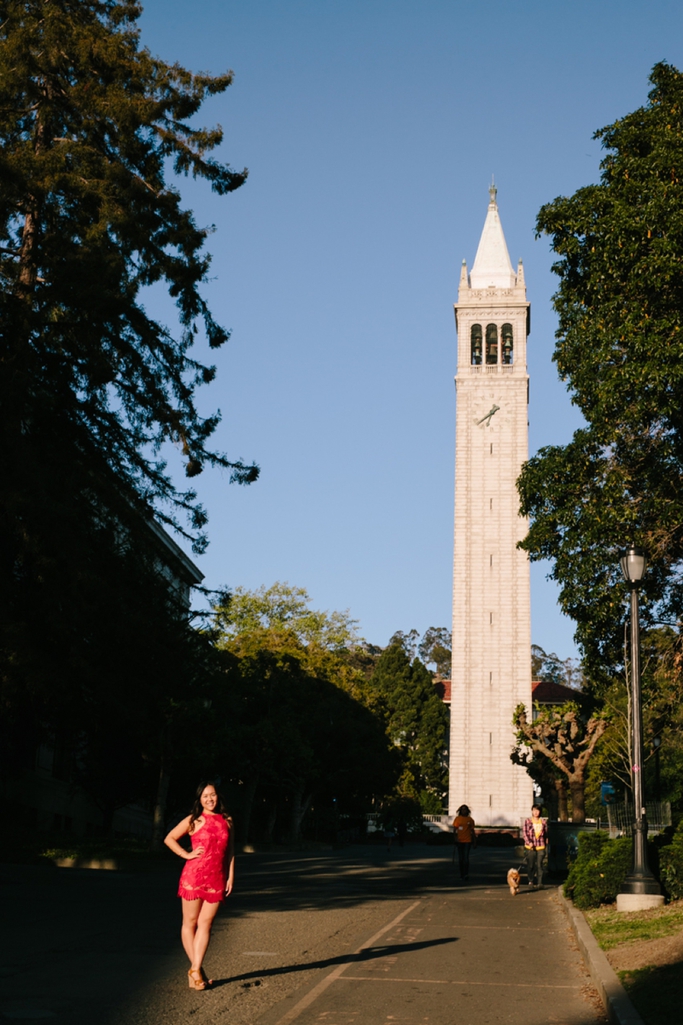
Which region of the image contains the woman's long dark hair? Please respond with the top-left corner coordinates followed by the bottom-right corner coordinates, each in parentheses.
top-left (457, 804), bottom-right (470, 816)
top-left (188, 780), bottom-right (232, 834)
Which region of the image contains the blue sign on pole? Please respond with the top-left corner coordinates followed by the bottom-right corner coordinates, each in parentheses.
top-left (600, 781), bottom-right (616, 806)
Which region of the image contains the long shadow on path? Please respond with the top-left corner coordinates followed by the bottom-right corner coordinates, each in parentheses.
top-left (211, 936), bottom-right (458, 987)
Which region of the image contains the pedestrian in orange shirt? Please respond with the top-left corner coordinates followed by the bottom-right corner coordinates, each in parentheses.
top-left (452, 804), bottom-right (476, 881)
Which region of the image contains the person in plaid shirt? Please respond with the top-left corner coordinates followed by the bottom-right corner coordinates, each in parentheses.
top-left (523, 804), bottom-right (548, 889)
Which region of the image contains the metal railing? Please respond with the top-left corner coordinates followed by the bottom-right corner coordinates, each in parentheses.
top-left (606, 801), bottom-right (671, 838)
top-left (423, 814), bottom-right (451, 832)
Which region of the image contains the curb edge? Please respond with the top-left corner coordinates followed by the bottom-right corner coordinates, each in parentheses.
top-left (557, 886), bottom-right (645, 1025)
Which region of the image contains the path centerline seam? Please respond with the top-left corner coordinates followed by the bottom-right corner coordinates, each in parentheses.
top-left (445, 924), bottom-right (549, 931)
top-left (271, 900), bottom-right (421, 1025)
top-left (339, 976), bottom-right (579, 988)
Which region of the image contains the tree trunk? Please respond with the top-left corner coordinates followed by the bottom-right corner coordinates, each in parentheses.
top-left (239, 774), bottom-right (259, 844)
top-left (555, 779), bottom-right (569, 822)
top-left (150, 756), bottom-right (171, 852)
top-left (18, 204), bottom-right (40, 296)
top-left (263, 803), bottom-right (277, 843)
top-left (289, 787), bottom-right (312, 843)
top-left (18, 98), bottom-right (47, 300)
top-left (569, 781), bottom-right (586, 824)
top-left (544, 782), bottom-right (558, 821)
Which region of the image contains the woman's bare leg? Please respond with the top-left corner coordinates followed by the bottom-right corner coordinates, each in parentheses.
top-left (181, 898), bottom-right (201, 963)
top-left (191, 899), bottom-right (221, 973)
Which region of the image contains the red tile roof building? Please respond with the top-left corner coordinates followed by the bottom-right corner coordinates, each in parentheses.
top-left (531, 680), bottom-right (579, 705)
top-left (433, 679), bottom-right (451, 704)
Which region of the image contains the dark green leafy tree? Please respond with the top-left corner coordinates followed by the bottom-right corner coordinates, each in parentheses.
top-left (214, 582), bottom-right (368, 699)
top-left (584, 627), bottom-right (683, 815)
top-left (370, 640), bottom-right (449, 810)
top-left (217, 582), bottom-right (359, 651)
top-left (212, 584), bottom-right (398, 841)
top-left (216, 630), bottom-right (398, 843)
top-left (518, 62), bottom-right (683, 686)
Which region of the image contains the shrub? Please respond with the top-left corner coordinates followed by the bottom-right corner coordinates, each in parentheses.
top-left (564, 829), bottom-right (672, 909)
top-left (660, 822), bottom-right (683, 900)
top-left (564, 831), bottom-right (633, 909)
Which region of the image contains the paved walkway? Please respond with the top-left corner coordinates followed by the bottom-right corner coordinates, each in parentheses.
top-left (0, 846), bottom-right (605, 1025)
top-left (257, 848), bottom-right (605, 1025)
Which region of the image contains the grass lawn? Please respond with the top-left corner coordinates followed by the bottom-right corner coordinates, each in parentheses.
top-left (3, 834), bottom-right (173, 864)
top-left (616, 963), bottom-right (682, 1025)
top-left (585, 901), bottom-right (683, 949)
top-left (585, 901), bottom-right (683, 1025)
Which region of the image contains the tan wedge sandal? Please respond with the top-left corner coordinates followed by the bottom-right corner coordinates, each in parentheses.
top-left (188, 968), bottom-right (206, 991)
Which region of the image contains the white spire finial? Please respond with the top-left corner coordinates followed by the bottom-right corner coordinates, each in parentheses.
top-left (489, 176), bottom-right (497, 206)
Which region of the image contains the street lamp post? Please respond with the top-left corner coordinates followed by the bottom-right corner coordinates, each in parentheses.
top-left (617, 547), bottom-right (664, 912)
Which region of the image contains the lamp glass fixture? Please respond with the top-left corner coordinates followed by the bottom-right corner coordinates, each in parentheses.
top-left (619, 547), bottom-right (647, 585)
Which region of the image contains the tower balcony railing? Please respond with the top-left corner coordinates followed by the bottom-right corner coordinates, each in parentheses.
top-left (467, 364), bottom-right (516, 374)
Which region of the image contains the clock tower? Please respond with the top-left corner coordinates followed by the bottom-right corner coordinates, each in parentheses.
top-left (449, 186), bottom-right (532, 826)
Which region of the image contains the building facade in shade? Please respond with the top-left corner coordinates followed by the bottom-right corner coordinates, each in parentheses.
top-left (448, 186), bottom-right (533, 826)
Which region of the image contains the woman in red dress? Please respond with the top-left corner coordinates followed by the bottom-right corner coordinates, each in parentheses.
top-left (164, 781), bottom-right (235, 990)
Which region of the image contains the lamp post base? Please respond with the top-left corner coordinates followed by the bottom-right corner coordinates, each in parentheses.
top-left (617, 892), bottom-right (665, 913)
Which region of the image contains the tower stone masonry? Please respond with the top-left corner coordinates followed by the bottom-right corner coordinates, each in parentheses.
top-left (449, 186), bottom-right (533, 826)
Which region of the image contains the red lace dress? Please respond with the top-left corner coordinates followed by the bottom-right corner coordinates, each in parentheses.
top-left (177, 814), bottom-right (230, 903)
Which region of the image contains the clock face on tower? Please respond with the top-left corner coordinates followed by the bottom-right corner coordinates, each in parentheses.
top-left (473, 394), bottom-right (513, 431)
top-left (477, 403), bottom-right (500, 426)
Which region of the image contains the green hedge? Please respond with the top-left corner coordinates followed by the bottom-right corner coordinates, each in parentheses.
top-left (565, 825), bottom-right (683, 908)
top-left (564, 832), bottom-right (633, 909)
top-left (659, 822), bottom-right (683, 900)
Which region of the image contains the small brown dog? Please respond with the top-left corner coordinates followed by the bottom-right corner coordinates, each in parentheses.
top-left (507, 867), bottom-right (521, 895)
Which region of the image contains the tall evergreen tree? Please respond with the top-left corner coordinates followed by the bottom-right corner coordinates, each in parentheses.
top-left (0, 2), bottom-right (256, 803)
top-left (0, 0), bottom-right (256, 551)
top-left (370, 641), bottom-right (448, 807)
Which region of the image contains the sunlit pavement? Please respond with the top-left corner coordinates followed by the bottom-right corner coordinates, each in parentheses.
top-left (0, 846), bottom-right (605, 1025)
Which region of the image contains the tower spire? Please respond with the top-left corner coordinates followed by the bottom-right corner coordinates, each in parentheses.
top-left (470, 183), bottom-right (515, 289)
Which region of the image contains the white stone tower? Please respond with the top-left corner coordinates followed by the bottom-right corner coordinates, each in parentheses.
top-left (448, 185), bottom-right (532, 826)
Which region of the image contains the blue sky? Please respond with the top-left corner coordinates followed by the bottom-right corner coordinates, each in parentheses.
top-left (137, 0), bottom-right (683, 658)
